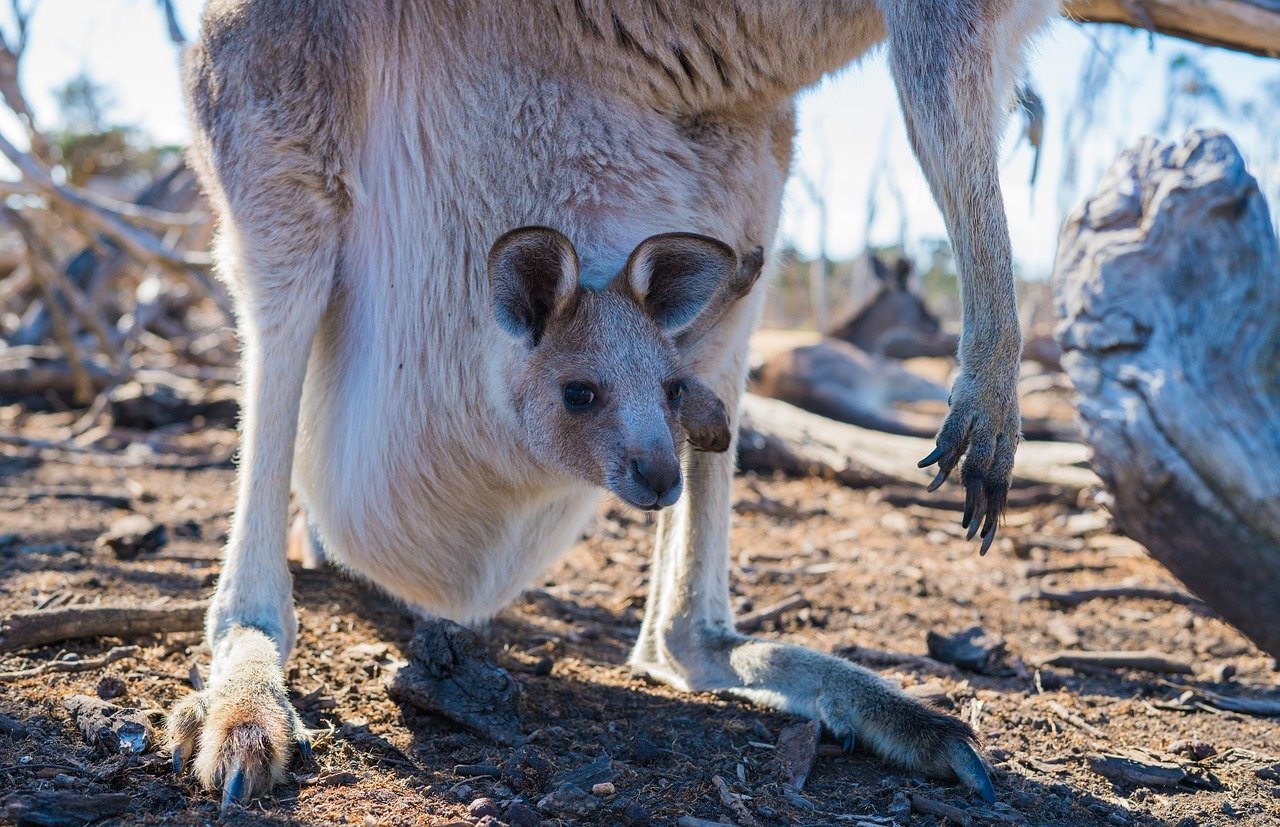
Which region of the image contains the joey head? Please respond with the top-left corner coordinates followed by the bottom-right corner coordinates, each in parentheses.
top-left (488, 227), bottom-right (747, 509)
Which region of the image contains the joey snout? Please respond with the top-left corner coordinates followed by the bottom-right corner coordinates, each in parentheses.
top-left (618, 442), bottom-right (683, 510)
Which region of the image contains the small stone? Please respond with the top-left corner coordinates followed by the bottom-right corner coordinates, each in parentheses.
top-left (468, 797), bottom-right (501, 819)
top-left (888, 791), bottom-right (911, 821)
top-left (590, 782), bottom-right (615, 796)
top-left (95, 515), bottom-right (167, 560)
top-left (628, 737), bottom-right (660, 765)
top-left (926, 625), bottom-right (1009, 674)
top-left (505, 745), bottom-right (556, 791)
top-left (532, 656), bottom-right (554, 677)
top-left (536, 783), bottom-right (600, 817)
top-left (95, 674), bottom-right (126, 701)
top-left (1168, 739), bottom-right (1216, 761)
top-left (504, 801), bottom-right (542, 827)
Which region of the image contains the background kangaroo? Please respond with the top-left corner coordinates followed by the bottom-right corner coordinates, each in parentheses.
top-left (170, 0), bottom-right (1058, 808)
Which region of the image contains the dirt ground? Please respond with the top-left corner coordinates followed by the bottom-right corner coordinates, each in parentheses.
top-left (1, 407), bottom-right (1278, 827)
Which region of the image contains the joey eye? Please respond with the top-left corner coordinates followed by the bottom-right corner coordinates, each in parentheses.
top-left (666, 382), bottom-right (686, 404)
top-left (563, 382), bottom-right (596, 411)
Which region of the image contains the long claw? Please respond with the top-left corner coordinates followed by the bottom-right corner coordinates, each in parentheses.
top-left (172, 745), bottom-right (185, 774)
top-left (927, 468), bottom-right (949, 492)
top-left (222, 764), bottom-right (247, 812)
top-left (918, 445), bottom-right (946, 468)
top-left (296, 738), bottom-right (313, 762)
top-left (948, 741), bottom-right (996, 804)
top-left (843, 733), bottom-right (856, 753)
top-left (980, 526), bottom-right (997, 556)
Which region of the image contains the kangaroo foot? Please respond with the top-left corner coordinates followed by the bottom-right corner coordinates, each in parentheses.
top-left (167, 626), bottom-right (309, 809)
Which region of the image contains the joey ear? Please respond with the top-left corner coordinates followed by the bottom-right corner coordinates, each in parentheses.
top-left (893, 258), bottom-right (912, 290)
top-left (622, 233), bottom-right (736, 333)
top-left (488, 226), bottom-right (579, 345)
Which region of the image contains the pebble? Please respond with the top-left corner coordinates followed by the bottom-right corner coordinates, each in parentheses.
top-left (467, 797), bottom-right (501, 820)
top-left (504, 801), bottom-right (541, 826)
top-left (95, 515), bottom-right (166, 560)
top-left (591, 782), bottom-right (615, 796)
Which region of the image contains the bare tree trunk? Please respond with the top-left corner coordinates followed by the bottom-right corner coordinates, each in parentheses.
top-left (1066, 0), bottom-right (1280, 58)
top-left (1055, 130), bottom-right (1280, 659)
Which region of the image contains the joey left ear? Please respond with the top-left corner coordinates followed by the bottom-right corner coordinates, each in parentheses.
top-left (487, 226), bottom-right (579, 346)
top-left (622, 233), bottom-right (736, 333)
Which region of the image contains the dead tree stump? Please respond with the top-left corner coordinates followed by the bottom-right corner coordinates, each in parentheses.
top-left (1055, 130), bottom-right (1280, 658)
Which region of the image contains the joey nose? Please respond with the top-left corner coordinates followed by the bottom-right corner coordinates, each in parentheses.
top-left (631, 454), bottom-right (680, 502)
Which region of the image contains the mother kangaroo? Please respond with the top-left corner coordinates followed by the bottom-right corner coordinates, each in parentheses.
top-left (169, 0), bottom-right (1057, 807)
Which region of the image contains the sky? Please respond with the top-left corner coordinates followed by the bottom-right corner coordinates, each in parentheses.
top-left (4, 0), bottom-right (1277, 280)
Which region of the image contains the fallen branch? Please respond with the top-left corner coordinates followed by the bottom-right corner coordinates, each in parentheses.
top-left (0, 601), bottom-right (208, 653)
top-left (1056, 131), bottom-right (1280, 659)
top-left (1, 792), bottom-right (132, 826)
top-left (910, 793), bottom-right (972, 826)
top-left (1038, 650), bottom-right (1194, 675)
top-left (1159, 681), bottom-right (1280, 717)
top-left (736, 595), bottom-right (809, 633)
top-left (0, 645), bottom-right (139, 682)
top-left (1017, 585), bottom-right (1206, 610)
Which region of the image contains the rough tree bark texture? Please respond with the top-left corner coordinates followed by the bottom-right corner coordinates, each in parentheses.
top-left (1055, 130), bottom-right (1280, 659)
top-left (1067, 0), bottom-right (1280, 58)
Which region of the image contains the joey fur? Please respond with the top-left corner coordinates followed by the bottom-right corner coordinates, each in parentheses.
top-left (171, 0), bottom-right (1058, 808)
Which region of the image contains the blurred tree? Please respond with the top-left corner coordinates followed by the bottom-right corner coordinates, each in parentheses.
top-left (51, 71), bottom-right (180, 187)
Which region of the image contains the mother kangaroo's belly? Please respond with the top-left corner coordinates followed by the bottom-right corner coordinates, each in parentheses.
top-left (291, 72), bottom-right (792, 622)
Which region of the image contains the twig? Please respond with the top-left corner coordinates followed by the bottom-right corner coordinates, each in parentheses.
top-left (838, 645), bottom-right (959, 675)
top-left (712, 776), bottom-right (759, 827)
top-left (1017, 584), bottom-right (1206, 609)
top-left (1037, 649), bottom-right (1194, 675)
top-left (0, 601), bottom-right (208, 653)
top-left (910, 793), bottom-right (972, 826)
top-left (0, 645), bottom-right (139, 682)
top-left (1157, 681), bottom-right (1280, 717)
top-left (737, 595), bottom-right (808, 633)
top-left (1047, 700), bottom-right (1104, 737)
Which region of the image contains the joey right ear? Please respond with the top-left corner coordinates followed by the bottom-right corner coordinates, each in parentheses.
top-left (488, 226), bottom-right (579, 345)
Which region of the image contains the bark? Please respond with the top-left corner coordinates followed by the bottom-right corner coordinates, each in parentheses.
top-left (1067, 0), bottom-right (1280, 58)
top-left (1054, 129), bottom-right (1280, 659)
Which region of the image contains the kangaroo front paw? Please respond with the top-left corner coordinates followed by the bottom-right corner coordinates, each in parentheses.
top-left (918, 370), bottom-right (1020, 554)
top-left (167, 627), bottom-right (308, 808)
top-left (818, 679), bottom-right (994, 802)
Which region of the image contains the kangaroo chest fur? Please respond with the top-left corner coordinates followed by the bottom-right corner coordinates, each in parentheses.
top-left (291, 40), bottom-right (799, 623)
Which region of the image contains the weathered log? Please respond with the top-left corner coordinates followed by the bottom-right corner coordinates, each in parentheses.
top-left (0, 600), bottom-right (208, 653)
top-left (1054, 130), bottom-right (1280, 659)
top-left (1067, 0), bottom-right (1280, 59)
top-left (737, 393), bottom-right (1098, 492)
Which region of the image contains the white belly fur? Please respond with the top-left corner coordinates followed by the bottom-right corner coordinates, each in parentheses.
top-left (291, 63), bottom-right (787, 624)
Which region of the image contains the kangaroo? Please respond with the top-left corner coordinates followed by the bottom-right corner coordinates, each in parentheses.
top-left (170, 0), bottom-right (1057, 809)
top-left (827, 254), bottom-right (960, 360)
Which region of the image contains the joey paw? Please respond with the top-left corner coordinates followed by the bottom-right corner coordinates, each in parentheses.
top-left (918, 372), bottom-right (1020, 554)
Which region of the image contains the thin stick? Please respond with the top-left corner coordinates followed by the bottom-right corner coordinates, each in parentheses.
top-left (1047, 700), bottom-right (1104, 737)
top-left (1037, 649), bottom-right (1194, 675)
top-left (0, 601), bottom-right (208, 653)
top-left (910, 793), bottom-right (972, 826)
top-left (1017, 585), bottom-right (1206, 609)
top-left (737, 595), bottom-right (808, 633)
top-left (0, 645), bottom-right (139, 682)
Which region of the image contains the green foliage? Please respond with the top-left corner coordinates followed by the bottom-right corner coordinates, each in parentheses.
top-left (50, 72), bottom-right (180, 186)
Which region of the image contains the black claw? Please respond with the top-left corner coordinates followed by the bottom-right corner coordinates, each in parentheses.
top-left (843, 733), bottom-right (856, 753)
top-left (918, 444), bottom-right (946, 469)
top-left (980, 525), bottom-right (997, 556)
top-left (172, 746), bottom-right (185, 774)
top-left (927, 467), bottom-right (950, 492)
top-left (221, 765), bottom-right (246, 812)
top-left (296, 738), bottom-right (313, 761)
top-left (949, 741), bottom-right (996, 804)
